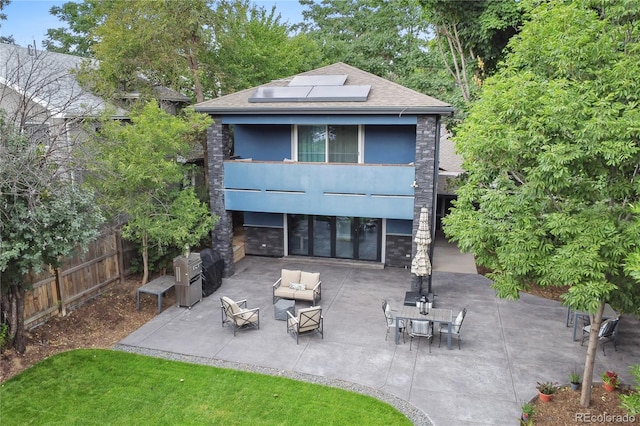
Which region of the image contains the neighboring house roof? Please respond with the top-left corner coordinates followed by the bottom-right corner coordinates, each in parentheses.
top-left (194, 62), bottom-right (454, 116)
top-left (0, 43), bottom-right (128, 119)
top-left (438, 127), bottom-right (463, 175)
top-left (438, 127), bottom-right (463, 195)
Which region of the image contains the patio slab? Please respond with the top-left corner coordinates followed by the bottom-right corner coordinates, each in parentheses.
top-left (116, 252), bottom-right (639, 425)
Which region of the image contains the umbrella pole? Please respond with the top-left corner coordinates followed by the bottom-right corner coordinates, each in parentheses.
top-left (417, 276), bottom-right (423, 295)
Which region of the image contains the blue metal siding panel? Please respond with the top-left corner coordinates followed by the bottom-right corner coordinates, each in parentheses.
top-left (364, 125), bottom-right (416, 164)
top-left (222, 115), bottom-right (417, 125)
top-left (234, 125), bottom-right (291, 161)
top-left (244, 212), bottom-right (284, 227)
top-left (224, 162), bottom-right (415, 219)
top-left (387, 219), bottom-right (413, 235)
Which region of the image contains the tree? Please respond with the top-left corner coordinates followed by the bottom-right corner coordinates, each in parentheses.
top-left (298, 0), bottom-right (430, 80)
top-left (419, 0), bottom-right (523, 104)
top-left (0, 44), bottom-right (108, 354)
top-left (443, 0), bottom-right (640, 407)
top-left (44, 0), bottom-right (100, 57)
top-left (85, 102), bottom-right (216, 285)
top-left (0, 118), bottom-right (103, 354)
top-left (205, 0), bottom-right (323, 96)
top-left (89, 0), bottom-right (213, 103)
top-left (0, 0), bottom-right (13, 44)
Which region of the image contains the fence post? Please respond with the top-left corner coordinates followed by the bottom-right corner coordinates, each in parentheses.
top-left (54, 267), bottom-right (66, 316)
top-left (116, 228), bottom-right (125, 284)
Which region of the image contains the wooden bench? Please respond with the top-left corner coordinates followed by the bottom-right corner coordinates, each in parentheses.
top-left (137, 275), bottom-right (175, 314)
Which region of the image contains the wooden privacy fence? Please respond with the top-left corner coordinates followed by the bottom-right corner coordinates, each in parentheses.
top-left (23, 227), bottom-right (136, 328)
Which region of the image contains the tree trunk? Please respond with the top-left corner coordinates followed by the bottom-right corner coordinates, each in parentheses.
top-left (580, 302), bottom-right (605, 407)
top-left (5, 283), bottom-right (26, 354)
top-left (141, 233), bottom-right (149, 286)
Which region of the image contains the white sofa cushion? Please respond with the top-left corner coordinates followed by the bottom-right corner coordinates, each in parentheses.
top-left (281, 269), bottom-right (301, 287)
top-left (300, 271), bottom-right (320, 290)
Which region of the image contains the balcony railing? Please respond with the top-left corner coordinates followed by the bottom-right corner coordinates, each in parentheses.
top-left (224, 160), bottom-right (415, 220)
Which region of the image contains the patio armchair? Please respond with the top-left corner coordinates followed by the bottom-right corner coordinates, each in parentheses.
top-left (439, 307), bottom-right (467, 349)
top-left (408, 319), bottom-right (433, 352)
top-left (287, 306), bottom-right (323, 344)
top-left (581, 317), bottom-right (619, 355)
top-left (382, 300), bottom-right (405, 342)
top-left (220, 296), bottom-right (260, 336)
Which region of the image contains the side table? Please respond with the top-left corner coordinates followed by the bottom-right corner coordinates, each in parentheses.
top-left (137, 275), bottom-right (175, 314)
top-left (274, 299), bottom-right (295, 321)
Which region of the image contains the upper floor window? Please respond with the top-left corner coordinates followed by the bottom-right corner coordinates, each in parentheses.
top-left (296, 125), bottom-right (360, 163)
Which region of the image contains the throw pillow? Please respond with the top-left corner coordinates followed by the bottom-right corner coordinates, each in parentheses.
top-left (289, 282), bottom-right (306, 291)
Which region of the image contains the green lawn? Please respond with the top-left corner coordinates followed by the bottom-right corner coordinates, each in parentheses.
top-left (0, 349), bottom-right (411, 425)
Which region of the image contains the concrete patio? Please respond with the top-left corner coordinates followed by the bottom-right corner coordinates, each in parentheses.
top-left (116, 238), bottom-right (640, 425)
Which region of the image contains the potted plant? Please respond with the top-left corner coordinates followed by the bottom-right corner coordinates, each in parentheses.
top-left (521, 402), bottom-right (536, 422)
top-left (602, 371), bottom-right (619, 392)
top-left (569, 371), bottom-right (581, 391)
top-left (536, 381), bottom-right (558, 402)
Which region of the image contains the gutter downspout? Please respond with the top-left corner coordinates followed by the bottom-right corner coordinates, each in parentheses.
top-left (428, 116), bottom-right (442, 296)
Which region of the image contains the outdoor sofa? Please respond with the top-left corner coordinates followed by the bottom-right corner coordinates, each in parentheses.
top-left (273, 268), bottom-right (321, 304)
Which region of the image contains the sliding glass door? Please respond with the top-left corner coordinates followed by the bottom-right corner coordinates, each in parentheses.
top-left (288, 215), bottom-right (381, 261)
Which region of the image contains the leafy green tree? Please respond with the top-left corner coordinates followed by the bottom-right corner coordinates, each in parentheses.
top-left (89, 0), bottom-right (213, 102)
top-left (443, 0), bottom-right (640, 407)
top-left (0, 0), bottom-right (10, 23)
top-left (0, 115), bottom-right (104, 354)
top-left (205, 0), bottom-right (323, 96)
top-left (44, 1), bottom-right (99, 56)
top-left (85, 102), bottom-right (216, 285)
top-left (0, 0), bottom-right (13, 44)
top-left (298, 0), bottom-right (430, 80)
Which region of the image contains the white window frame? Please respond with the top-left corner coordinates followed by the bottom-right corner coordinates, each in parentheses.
top-left (292, 124), bottom-right (363, 163)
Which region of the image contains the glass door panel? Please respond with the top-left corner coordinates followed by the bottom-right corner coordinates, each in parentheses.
top-left (312, 216), bottom-right (332, 257)
top-left (357, 218), bottom-right (381, 261)
top-left (288, 214), bottom-right (309, 255)
top-left (335, 216), bottom-right (354, 259)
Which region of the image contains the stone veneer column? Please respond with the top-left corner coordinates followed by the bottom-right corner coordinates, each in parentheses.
top-left (207, 117), bottom-right (235, 277)
top-left (412, 116), bottom-right (438, 289)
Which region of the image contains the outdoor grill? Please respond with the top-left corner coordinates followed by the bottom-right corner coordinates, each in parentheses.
top-left (200, 248), bottom-right (224, 297)
top-left (173, 253), bottom-right (202, 308)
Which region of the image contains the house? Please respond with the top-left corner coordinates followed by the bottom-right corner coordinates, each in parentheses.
top-left (0, 44), bottom-right (126, 158)
top-left (0, 43), bottom-right (189, 174)
top-left (194, 62), bottom-right (454, 277)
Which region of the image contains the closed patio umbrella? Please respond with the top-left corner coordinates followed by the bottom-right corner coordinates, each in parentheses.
top-left (411, 207), bottom-right (432, 295)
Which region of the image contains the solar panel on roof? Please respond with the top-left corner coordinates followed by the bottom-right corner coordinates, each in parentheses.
top-left (249, 86), bottom-right (312, 102)
top-left (289, 75), bottom-right (347, 87)
top-left (248, 82), bottom-right (370, 103)
top-left (306, 85), bottom-right (371, 102)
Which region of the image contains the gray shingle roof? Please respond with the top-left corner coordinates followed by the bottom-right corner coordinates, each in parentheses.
top-left (194, 62), bottom-right (454, 115)
top-left (0, 44), bottom-right (128, 118)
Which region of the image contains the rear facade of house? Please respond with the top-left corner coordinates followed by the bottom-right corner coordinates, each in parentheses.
top-left (194, 62), bottom-right (454, 277)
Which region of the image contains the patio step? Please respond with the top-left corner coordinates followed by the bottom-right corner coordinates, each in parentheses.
top-left (233, 242), bottom-right (245, 263)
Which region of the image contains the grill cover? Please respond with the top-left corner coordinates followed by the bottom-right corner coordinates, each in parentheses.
top-left (200, 249), bottom-right (224, 297)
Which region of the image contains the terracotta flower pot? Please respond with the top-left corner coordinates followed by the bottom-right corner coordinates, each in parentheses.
top-left (603, 383), bottom-right (616, 392)
top-left (538, 392), bottom-right (553, 402)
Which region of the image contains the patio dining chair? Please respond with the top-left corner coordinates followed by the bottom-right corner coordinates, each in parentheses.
top-left (439, 307), bottom-right (467, 349)
top-left (382, 300), bottom-right (405, 342)
top-left (220, 296), bottom-right (260, 336)
top-left (408, 319), bottom-right (433, 352)
top-left (581, 317), bottom-right (619, 355)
